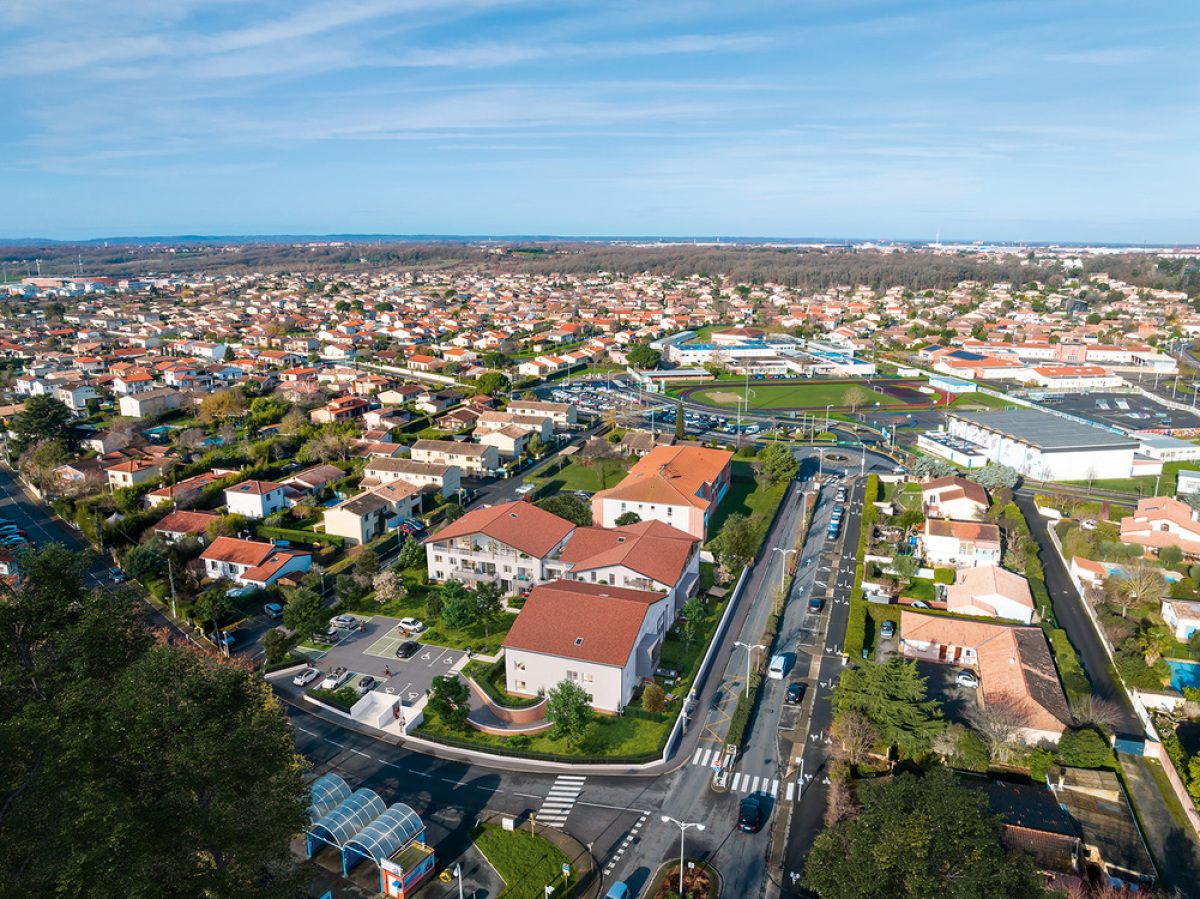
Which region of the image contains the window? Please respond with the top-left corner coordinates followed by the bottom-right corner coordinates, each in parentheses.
top-left (667, 506), bottom-right (672, 516)
top-left (515, 680), bottom-right (526, 692)
top-left (513, 661), bottom-right (525, 671)
top-left (582, 673), bottom-right (593, 684)
top-left (434, 554), bottom-right (443, 563)
top-left (566, 670), bottom-right (579, 681)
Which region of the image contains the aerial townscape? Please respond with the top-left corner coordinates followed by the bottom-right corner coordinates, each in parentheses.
top-left (1, 3), bottom-right (1197, 899)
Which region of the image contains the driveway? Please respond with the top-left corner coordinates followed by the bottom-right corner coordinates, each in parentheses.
top-left (299, 615), bottom-right (469, 706)
top-left (913, 660), bottom-right (980, 727)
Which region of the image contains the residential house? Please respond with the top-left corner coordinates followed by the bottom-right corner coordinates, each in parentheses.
top-left (118, 387), bottom-right (181, 419)
top-left (971, 780), bottom-right (1079, 876)
top-left (591, 445), bottom-right (733, 540)
top-left (919, 519), bottom-right (1002, 567)
top-left (1120, 495), bottom-right (1200, 557)
top-left (112, 371), bottom-right (156, 395)
top-left (898, 610), bottom-right (1071, 742)
top-left (921, 476), bottom-right (990, 521)
top-left (619, 431), bottom-right (676, 457)
top-left (411, 439), bottom-right (498, 475)
top-left (200, 536), bottom-right (312, 587)
top-left (106, 458), bottom-right (161, 489)
top-left (53, 382), bottom-right (98, 413)
top-left (945, 565), bottom-right (1036, 625)
top-left (502, 580), bottom-right (672, 713)
top-left (224, 479), bottom-right (287, 519)
top-left (425, 501), bottom-right (575, 591)
top-left (145, 469), bottom-right (232, 508)
top-left (310, 395), bottom-right (369, 425)
top-left (506, 399), bottom-right (577, 428)
top-left (153, 509), bottom-right (220, 544)
top-left (413, 390), bottom-right (463, 415)
top-left (474, 411), bottom-right (554, 441)
top-left (476, 424), bottom-right (531, 461)
top-left (323, 492), bottom-right (390, 546)
top-left (282, 464), bottom-right (344, 498)
top-left (363, 458), bottom-right (460, 498)
top-left (1162, 598), bottom-right (1200, 641)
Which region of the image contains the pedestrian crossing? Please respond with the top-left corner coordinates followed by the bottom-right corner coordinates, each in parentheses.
top-left (689, 746), bottom-right (783, 797)
top-left (537, 775), bottom-right (586, 828)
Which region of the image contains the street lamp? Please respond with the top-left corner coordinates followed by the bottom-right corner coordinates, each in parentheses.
top-left (734, 641), bottom-right (766, 693)
top-left (455, 864), bottom-right (464, 899)
top-left (661, 815), bottom-right (706, 896)
top-left (825, 404), bottom-right (833, 432)
top-left (772, 547), bottom-right (798, 593)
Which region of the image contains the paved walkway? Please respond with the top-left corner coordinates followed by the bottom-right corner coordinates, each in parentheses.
top-left (1121, 754), bottom-right (1200, 898)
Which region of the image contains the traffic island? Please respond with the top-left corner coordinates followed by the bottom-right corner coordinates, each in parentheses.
top-left (474, 812), bottom-right (600, 899)
top-left (646, 860), bottom-right (720, 899)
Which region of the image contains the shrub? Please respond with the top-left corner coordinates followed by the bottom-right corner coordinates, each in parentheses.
top-left (1057, 728), bottom-right (1114, 769)
top-left (954, 730), bottom-right (990, 772)
top-left (1027, 746), bottom-right (1055, 783)
top-left (933, 568), bottom-right (954, 585)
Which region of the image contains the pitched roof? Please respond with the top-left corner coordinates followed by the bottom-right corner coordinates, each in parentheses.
top-left (594, 445), bottom-right (732, 510)
top-left (946, 566), bottom-right (1035, 615)
top-left (922, 475), bottom-right (989, 508)
top-left (502, 580), bottom-right (663, 667)
top-left (154, 510), bottom-right (219, 534)
top-left (558, 520), bottom-right (697, 586)
top-left (429, 501), bottom-right (575, 557)
top-left (924, 519), bottom-right (1002, 544)
top-left (225, 479), bottom-right (283, 496)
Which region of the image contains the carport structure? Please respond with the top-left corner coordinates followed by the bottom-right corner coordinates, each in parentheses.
top-left (344, 804), bottom-right (426, 872)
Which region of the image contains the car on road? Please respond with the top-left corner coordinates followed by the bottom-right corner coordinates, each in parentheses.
top-left (768, 654), bottom-right (788, 680)
top-left (785, 682), bottom-right (805, 704)
top-left (109, 568), bottom-right (127, 583)
top-left (738, 796), bottom-right (762, 833)
top-left (395, 640), bottom-right (420, 659)
top-left (262, 602), bottom-right (283, 619)
top-left (329, 615), bottom-right (358, 630)
top-left (293, 668), bottom-right (320, 687)
top-left (399, 617), bottom-right (425, 633)
top-left (514, 483), bottom-right (535, 496)
top-left (356, 675), bottom-right (378, 694)
top-left (956, 670), bottom-right (980, 689)
top-left (879, 620), bottom-right (895, 639)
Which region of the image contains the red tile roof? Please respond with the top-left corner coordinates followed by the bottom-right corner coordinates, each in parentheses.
top-left (430, 501), bottom-right (575, 557)
top-left (559, 520), bottom-right (697, 586)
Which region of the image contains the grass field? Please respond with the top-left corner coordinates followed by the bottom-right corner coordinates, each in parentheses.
top-left (706, 459), bottom-right (788, 541)
top-left (689, 381), bottom-right (907, 411)
top-left (473, 826), bottom-right (575, 899)
top-left (528, 458), bottom-right (629, 494)
top-left (1058, 459), bottom-right (1192, 496)
top-left (949, 392), bottom-right (1020, 409)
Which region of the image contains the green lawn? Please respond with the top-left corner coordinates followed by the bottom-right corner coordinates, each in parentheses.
top-left (1058, 460), bottom-right (1194, 497)
top-left (528, 458), bottom-right (628, 494)
top-left (900, 577), bottom-right (936, 602)
top-left (707, 459), bottom-right (788, 541)
top-left (473, 826), bottom-right (575, 899)
top-left (949, 392), bottom-right (1019, 409)
top-left (689, 381), bottom-right (908, 411)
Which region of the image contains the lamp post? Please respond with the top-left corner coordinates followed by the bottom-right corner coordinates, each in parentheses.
top-left (661, 815), bottom-right (706, 896)
top-left (734, 641), bottom-right (766, 693)
top-left (825, 404), bottom-right (833, 432)
top-left (455, 864), bottom-right (464, 899)
top-left (772, 547), bottom-right (798, 593)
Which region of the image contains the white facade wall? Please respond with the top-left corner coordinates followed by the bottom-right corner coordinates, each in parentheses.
top-left (505, 649), bottom-right (626, 712)
top-left (920, 533), bottom-right (1001, 568)
top-left (225, 487), bottom-right (286, 519)
top-left (946, 417), bottom-right (1134, 480)
top-left (426, 533), bottom-right (571, 590)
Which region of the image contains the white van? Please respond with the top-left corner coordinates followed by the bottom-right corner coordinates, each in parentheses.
top-left (768, 655), bottom-right (788, 680)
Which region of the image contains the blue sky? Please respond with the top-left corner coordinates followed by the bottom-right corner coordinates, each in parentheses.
top-left (1, 0), bottom-right (1197, 241)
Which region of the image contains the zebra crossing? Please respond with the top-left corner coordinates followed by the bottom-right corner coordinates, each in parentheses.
top-left (689, 745), bottom-right (783, 797)
top-left (536, 775), bottom-right (586, 828)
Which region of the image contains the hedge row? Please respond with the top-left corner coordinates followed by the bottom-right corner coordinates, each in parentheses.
top-left (843, 475), bottom-right (879, 659)
top-left (1046, 627), bottom-right (1092, 704)
top-left (255, 526), bottom-right (346, 547)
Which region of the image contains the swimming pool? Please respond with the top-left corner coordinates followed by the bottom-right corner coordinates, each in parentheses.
top-left (1165, 659), bottom-right (1200, 693)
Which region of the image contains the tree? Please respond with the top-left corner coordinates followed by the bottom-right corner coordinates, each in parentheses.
top-left (353, 548), bottom-right (380, 581)
top-left (121, 537), bottom-right (168, 581)
top-left (10, 394), bottom-right (75, 455)
top-left (536, 493), bottom-right (594, 528)
top-left (758, 441), bottom-right (800, 484)
top-left (0, 545), bottom-right (308, 899)
top-left (626, 345), bottom-right (662, 368)
top-left (474, 371), bottom-right (511, 397)
top-left (372, 569), bottom-right (407, 606)
top-left (440, 596), bottom-right (472, 629)
top-left (642, 683), bottom-right (666, 714)
top-left (803, 768), bottom-right (1044, 899)
top-left (614, 511), bottom-right (641, 526)
top-left (966, 464), bottom-right (1020, 490)
top-left (842, 386), bottom-right (869, 414)
top-left (442, 503), bottom-right (464, 525)
top-left (397, 536), bottom-right (425, 570)
top-left (888, 554), bottom-right (920, 582)
top-left (428, 674), bottom-right (470, 731)
top-left (832, 658), bottom-right (943, 756)
top-left (527, 434), bottom-right (548, 458)
top-left (198, 387), bottom-right (248, 424)
top-left (282, 588), bottom-right (325, 636)
top-left (965, 692), bottom-right (1031, 764)
top-left (262, 627), bottom-right (290, 664)
top-left (1068, 694), bottom-right (1122, 732)
top-left (712, 513), bottom-right (758, 570)
top-left (546, 678), bottom-right (592, 746)
top-left (680, 598), bottom-right (705, 651)
top-left (1057, 728), bottom-right (1115, 768)
top-left (470, 582), bottom-right (503, 637)
top-left (829, 710), bottom-right (879, 766)
top-left (913, 456), bottom-right (958, 478)
top-left (1159, 544), bottom-right (1184, 569)
top-left (675, 399), bottom-right (685, 439)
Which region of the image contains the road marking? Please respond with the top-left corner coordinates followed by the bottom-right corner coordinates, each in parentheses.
top-left (750, 776), bottom-right (761, 793)
top-left (349, 748), bottom-right (370, 758)
top-left (770, 779), bottom-right (779, 795)
top-left (693, 747), bottom-right (714, 767)
top-left (786, 782), bottom-right (796, 802)
top-left (731, 772), bottom-right (744, 791)
top-left (325, 738), bottom-right (343, 746)
top-left (537, 775), bottom-right (585, 828)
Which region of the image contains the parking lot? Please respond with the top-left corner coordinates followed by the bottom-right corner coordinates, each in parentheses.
top-left (1050, 392), bottom-right (1200, 432)
top-left (299, 614), bottom-right (469, 707)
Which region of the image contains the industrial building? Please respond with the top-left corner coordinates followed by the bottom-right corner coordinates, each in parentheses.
top-left (919, 410), bottom-right (1158, 481)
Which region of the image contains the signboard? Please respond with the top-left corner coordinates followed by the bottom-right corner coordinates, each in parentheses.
top-left (502, 817), bottom-right (515, 831)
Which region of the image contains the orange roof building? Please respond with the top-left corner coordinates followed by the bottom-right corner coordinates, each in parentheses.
top-left (591, 445), bottom-right (733, 540)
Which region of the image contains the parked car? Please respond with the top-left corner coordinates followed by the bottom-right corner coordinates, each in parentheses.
top-left (293, 668), bottom-right (320, 687)
top-left (330, 615), bottom-right (358, 630)
top-left (605, 884), bottom-right (630, 899)
top-left (956, 670), bottom-right (980, 689)
top-left (879, 620), bottom-right (895, 639)
top-left (320, 668), bottom-right (351, 690)
top-left (395, 640), bottom-right (420, 659)
top-left (356, 675), bottom-right (378, 694)
top-left (911, 601), bottom-right (930, 609)
top-left (262, 602), bottom-right (284, 620)
top-left (738, 796), bottom-right (762, 833)
top-left (312, 629), bottom-right (341, 645)
top-left (808, 596), bottom-right (822, 612)
top-left (785, 683), bottom-right (805, 705)
top-left (214, 631), bottom-right (234, 649)
top-left (109, 568), bottom-right (127, 583)
top-left (399, 617), bottom-right (425, 633)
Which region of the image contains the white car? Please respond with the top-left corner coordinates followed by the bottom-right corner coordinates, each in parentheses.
top-left (399, 617), bottom-right (425, 633)
top-left (514, 484), bottom-right (535, 496)
top-left (956, 670), bottom-right (980, 689)
top-left (293, 668), bottom-right (320, 687)
top-left (329, 615), bottom-right (358, 630)
top-left (320, 669), bottom-right (351, 690)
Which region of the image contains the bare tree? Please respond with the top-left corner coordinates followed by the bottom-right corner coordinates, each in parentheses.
top-left (1084, 465), bottom-right (1098, 495)
top-left (842, 386), bottom-right (870, 415)
top-left (824, 775), bottom-right (860, 827)
top-left (829, 711), bottom-right (879, 767)
top-left (1108, 562), bottom-right (1166, 618)
top-left (1069, 695), bottom-right (1122, 732)
top-left (966, 692), bottom-right (1032, 765)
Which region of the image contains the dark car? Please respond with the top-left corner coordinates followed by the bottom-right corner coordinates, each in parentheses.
top-left (395, 640), bottom-right (420, 659)
top-left (738, 796), bottom-right (762, 833)
top-left (785, 683), bottom-right (805, 705)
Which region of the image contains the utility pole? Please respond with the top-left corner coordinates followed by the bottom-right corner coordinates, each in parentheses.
top-left (168, 557), bottom-right (178, 619)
